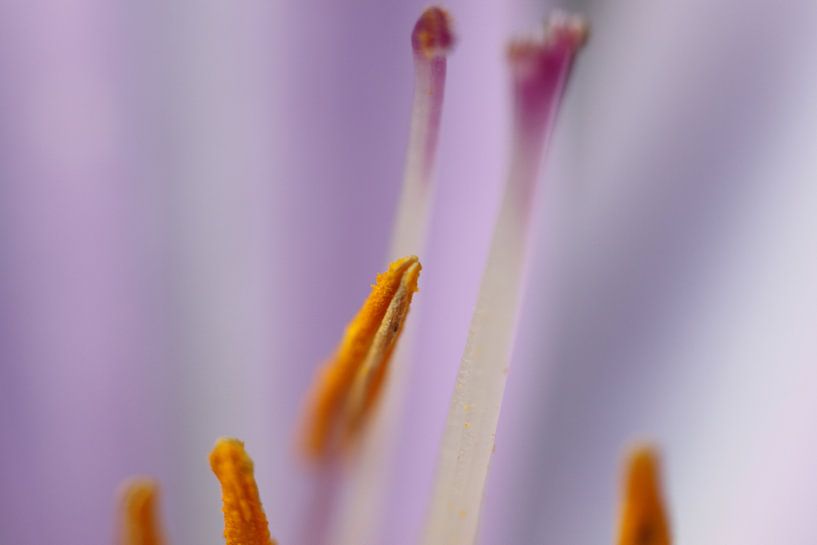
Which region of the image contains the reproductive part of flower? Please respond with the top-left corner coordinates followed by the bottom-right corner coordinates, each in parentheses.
top-left (390, 6), bottom-right (454, 259)
top-left (616, 446), bottom-right (671, 545)
top-left (301, 255), bottom-right (422, 460)
top-left (210, 438), bottom-right (277, 545)
top-left (117, 478), bottom-right (166, 545)
top-left (506, 13), bottom-right (588, 198)
top-left (411, 7), bottom-right (454, 59)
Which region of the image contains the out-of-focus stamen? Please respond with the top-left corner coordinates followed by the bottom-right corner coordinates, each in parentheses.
top-left (422, 13), bottom-right (587, 545)
top-left (616, 446), bottom-right (672, 545)
top-left (412, 7), bottom-right (455, 60)
top-left (210, 438), bottom-right (277, 545)
top-left (117, 478), bottom-right (166, 545)
top-left (301, 256), bottom-right (422, 460)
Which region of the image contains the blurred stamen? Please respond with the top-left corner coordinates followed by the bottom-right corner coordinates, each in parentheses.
top-left (117, 478), bottom-right (166, 545)
top-left (616, 446), bottom-right (672, 545)
top-left (210, 438), bottom-right (277, 545)
top-left (422, 13), bottom-right (587, 545)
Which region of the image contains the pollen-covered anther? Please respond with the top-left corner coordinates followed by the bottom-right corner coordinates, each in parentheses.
top-left (210, 438), bottom-right (277, 545)
top-left (412, 7), bottom-right (455, 59)
top-left (117, 478), bottom-right (166, 545)
top-left (616, 446), bottom-right (672, 545)
top-left (301, 255), bottom-right (422, 460)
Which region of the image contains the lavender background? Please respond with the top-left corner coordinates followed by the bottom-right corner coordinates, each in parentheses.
top-left (1, 1), bottom-right (816, 545)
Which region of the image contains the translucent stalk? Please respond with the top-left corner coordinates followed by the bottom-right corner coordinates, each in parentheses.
top-left (421, 13), bottom-right (587, 545)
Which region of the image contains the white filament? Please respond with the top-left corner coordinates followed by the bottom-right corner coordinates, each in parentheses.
top-left (333, 49), bottom-right (448, 545)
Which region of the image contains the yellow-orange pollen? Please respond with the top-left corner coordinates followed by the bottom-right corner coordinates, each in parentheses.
top-left (210, 438), bottom-right (277, 545)
top-left (117, 478), bottom-right (166, 545)
top-left (301, 255), bottom-right (422, 460)
top-left (616, 446), bottom-right (672, 545)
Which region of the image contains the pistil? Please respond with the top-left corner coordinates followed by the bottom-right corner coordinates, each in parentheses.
top-left (117, 478), bottom-right (166, 545)
top-left (422, 13), bottom-right (587, 545)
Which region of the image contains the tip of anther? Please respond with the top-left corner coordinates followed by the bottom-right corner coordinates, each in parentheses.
top-left (117, 477), bottom-right (166, 545)
top-left (210, 437), bottom-right (251, 471)
top-left (412, 7), bottom-right (455, 59)
top-left (617, 444), bottom-right (671, 545)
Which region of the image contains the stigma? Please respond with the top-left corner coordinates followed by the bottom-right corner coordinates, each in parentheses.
top-left (411, 7), bottom-right (455, 59)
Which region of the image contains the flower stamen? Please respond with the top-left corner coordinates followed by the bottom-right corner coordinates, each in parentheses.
top-left (117, 478), bottom-right (166, 545)
top-left (422, 13), bottom-right (587, 545)
top-left (210, 438), bottom-right (277, 545)
top-left (301, 255), bottom-right (422, 460)
top-left (616, 446), bottom-right (672, 545)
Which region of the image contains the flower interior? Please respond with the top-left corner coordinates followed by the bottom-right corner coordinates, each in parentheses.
top-left (110, 7), bottom-right (670, 545)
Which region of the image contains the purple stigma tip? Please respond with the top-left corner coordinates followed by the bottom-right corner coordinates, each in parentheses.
top-left (412, 7), bottom-right (455, 59)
